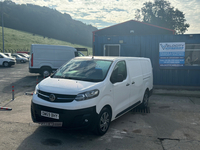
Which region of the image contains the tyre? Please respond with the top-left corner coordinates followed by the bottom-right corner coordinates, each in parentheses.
top-left (3, 61), bottom-right (9, 67)
top-left (94, 107), bottom-right (111, 136)
top-left (40, 67), bottom-right (51, 77)
top-left (140, 90), bottom-right (149, 108)
top-left (20, 59), bottom-right (24, 63)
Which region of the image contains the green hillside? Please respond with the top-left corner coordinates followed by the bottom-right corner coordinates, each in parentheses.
top-left (0, 1), bottom-right (97, 46)
top-left (0, 26), bottom-right (92, 55)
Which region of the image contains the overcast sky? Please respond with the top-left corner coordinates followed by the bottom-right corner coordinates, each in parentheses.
top-left (13, 0), bottom-right (200, 34)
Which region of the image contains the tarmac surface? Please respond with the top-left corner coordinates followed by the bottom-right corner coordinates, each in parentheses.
top-left (0, 93), bottom-right (200, 150)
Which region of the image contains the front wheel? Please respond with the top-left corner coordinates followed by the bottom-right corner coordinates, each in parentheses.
top-left (94, 107), bottom-right (111, 136)
top-left (20, 59), bottom-right (24, 63)
top-left (3, 61), bottom-right (9, 67)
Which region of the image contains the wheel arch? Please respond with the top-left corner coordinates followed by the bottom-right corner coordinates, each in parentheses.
top-left (40, 66), bottom-right (52, 70)
top-left (145, 88), bottom-right (150, 97)
top-left (96, 95), bottom-right (113, 116)
top-left (102, 105), bottom-right (112, 119)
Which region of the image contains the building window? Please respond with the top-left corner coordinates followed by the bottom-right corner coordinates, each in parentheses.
top-left (185, 44), bottom-right (200, 66)
top-left (104, 44), bottom-right (120, 56)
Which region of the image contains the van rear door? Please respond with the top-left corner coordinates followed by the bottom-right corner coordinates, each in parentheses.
top-left (140, 59), bottom-right (153, 91)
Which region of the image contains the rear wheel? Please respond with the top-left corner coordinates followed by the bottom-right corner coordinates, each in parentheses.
top-left (94, 107), bottom-right (111, 136)
top-left (140, 90), bottom-right (149, 108)
top-left (3, 61), bottom-right (9, 67)
top-left (40, 67), bottom-right (51, 77)
top-left (20, 59), bottom-right (25, 63)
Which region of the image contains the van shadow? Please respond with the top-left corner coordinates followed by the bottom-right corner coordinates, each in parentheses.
top-left (16, 126), bottom-right (99, 150)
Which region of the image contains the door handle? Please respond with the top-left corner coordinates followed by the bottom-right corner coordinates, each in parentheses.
top-left (126, 83), bottom-right (130, 86)
top-left (132, 81), bottom-right (135, 84)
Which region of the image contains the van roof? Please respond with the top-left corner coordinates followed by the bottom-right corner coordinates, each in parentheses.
top-left (75, 56), bottom-right (149, 61)
top-left (31, 44), bottom-right (76, 50)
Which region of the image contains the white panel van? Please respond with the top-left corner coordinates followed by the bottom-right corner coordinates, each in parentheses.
top-left (29, 44), bottom-right (84, 77)
top-left (31, 56), bottom-right (153, 135)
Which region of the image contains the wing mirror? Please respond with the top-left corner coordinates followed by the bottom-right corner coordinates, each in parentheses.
top-left (110, 74), bottom-right (124, 84)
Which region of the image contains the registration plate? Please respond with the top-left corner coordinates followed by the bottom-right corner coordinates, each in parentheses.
top-left (41, 110), bottom-right (59, 119)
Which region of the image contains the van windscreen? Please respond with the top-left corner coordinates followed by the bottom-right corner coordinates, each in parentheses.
top-left (52, 59), bottom-right (112, 82)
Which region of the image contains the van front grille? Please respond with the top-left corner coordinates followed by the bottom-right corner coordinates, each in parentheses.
top-left (37, 90), bottom-right (76, 103)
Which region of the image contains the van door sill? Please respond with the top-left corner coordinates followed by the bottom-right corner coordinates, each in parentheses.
top-left (115, 101), bottom-right (141, 118)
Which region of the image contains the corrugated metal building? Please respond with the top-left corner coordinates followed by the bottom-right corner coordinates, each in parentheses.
top-left (93, 20), bottom-right (200, 87)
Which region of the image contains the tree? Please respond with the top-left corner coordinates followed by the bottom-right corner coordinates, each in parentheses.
top-left (135, 0), bottom-right (190, 34)
top-left (135, 9), bottom-right (141, 21)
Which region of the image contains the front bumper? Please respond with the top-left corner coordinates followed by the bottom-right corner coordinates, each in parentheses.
top-left (8, 62), bottom-right (15, 66)
top-left (31, 102), bottom-right (98, 130)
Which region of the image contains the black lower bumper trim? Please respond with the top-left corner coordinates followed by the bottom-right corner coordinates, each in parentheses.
top-left (31, 102), bottom-right (98, 130)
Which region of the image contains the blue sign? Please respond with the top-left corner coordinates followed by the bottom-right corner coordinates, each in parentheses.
top-left (159, 59), bottom-right (184, 64)
top-left (159, 52), bottom-right (185, 57)
top-left (159, 42), bottom-right (185, 67)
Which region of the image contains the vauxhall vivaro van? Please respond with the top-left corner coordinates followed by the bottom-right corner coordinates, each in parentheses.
top-left (31, 56), bottom-right (153, 135)
top-left (29, 44), bottom-right (84, 77)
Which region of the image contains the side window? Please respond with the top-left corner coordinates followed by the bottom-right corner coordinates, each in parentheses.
top-left (0, 55), bottom-right (3, 58)
top-left (110, 60), bottom-right (127, 83)
top-left (75, 51), bottom-right (84, 57)
top-left (78, 52), bottom-right (84, 57)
